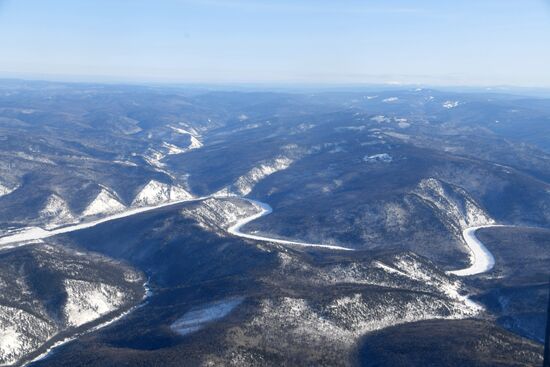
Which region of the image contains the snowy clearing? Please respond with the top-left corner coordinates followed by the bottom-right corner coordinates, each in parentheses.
top-left (170, 298), bottom-right (244, 336)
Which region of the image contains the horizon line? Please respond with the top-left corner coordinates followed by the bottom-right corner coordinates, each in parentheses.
top-left (2, 74), bottom-right (550, 96)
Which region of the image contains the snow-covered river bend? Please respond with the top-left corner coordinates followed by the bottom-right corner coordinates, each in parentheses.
top-left (227, 198), bottom-right (353, 251)
top-left (447, 225), bottom-right (504, 277)
top-left (0, 195), bottom-right (501, 277)
top-left (0, 196), bottom-right (208, 250)
top-left (0, 194), bottom-right (506, 366)
top-left (228, 199), bottom-right (504, 278)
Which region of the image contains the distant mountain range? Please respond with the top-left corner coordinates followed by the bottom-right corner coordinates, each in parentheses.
top-left (0, 80), bottom-right (548, 366)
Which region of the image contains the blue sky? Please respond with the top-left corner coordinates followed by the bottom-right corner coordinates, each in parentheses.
top-left (1, 0), bottom-right (550, 86)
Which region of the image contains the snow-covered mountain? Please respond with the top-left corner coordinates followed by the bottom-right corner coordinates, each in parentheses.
top-left (181, 197), bottom-right (261, 233)
top-left (214, 156), bottom-right (293, 197)
top-left (0, 83), bottom-right (548, 366)
top-left (39, 194), bottom-right (77, 229)
top-left (0, 183), bottom-right (16, 198)
top-left (169, 125), bottom-right (203, 151)
top-left (132, 180), bottom-right (194, 207)
top-left (64, 279), bottom-right (126, 327)
top-left (414, 178), bottom-right (494, 234)
top-left (0, 244), bottom-right (144, 366)
top-left (82, 188), bottom-right (126, 217)
top-left (442, 100), bottom-right (460, 109)
top-left (202, 248), bottom-right (483, 365)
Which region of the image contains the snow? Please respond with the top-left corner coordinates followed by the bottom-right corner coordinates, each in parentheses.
top-left (132, 180), bottom-right (193, 207)
top-left (0, 327), bottom-right (22, 365)
top-left (414, 178), bottom-right (499, 277)
top-left (113, 160), bottom-right (138, 167)
top-left (167, 125), bottom-right (203, 151)
top-left (162, 142), bottom-right (186, 155)
top-left (188, 135), bottom-right (203, 150)
top-left (448, 225), bottom-right (501, 276)
top-left (373, 261), bottom-right (410, 278)
top-left (0, 305), bottom-right (57, 366)
top-left (170, 298), bottom-right (244, 336)
top-left (27, 280), bottom-right (150, 367)
top-left (214, 156), bottom-right (294, 197)
top-left (162, 136), bottom-right (202, 154)
top-left (371, 115), bottom-right (391, 123)
top-left (182, 197), bottom-right (261, 232)
top-left (0, 196), bottom-right (204, 251)
top-left (382, 97), bottom-right (399, 103)
top-left (364, 153), bottom-right (392, 163)
top-left (0, 184), bottom-right (16, 198)
top-left (0, 227), bottom-right (49, 248)
top-left (415, 178), bottom-right (494, 230)
top-left (63, 280), bottom-right (125, 327)
top-left (169, 125), bottom-right (199, 136)
top-left (227, 198), bottom-right (353, 251)
top-left (398, 121), bottom-right (410, 128)
top-left (142, 148), bottom-right (166, 169)
top-left (247, 289), bottom-right (480, 359)
top-left (443, 100), bottom-right (460, 109)
top-left (39, 194), bottom-right (77, 229)
top-left (82, 189), bottom-right (126, 217)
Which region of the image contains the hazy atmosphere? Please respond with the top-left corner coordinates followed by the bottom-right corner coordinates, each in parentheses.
top-left (1, 0), bottom-right (550, 86)
top-left (0, 2), bottom-right (549, 367)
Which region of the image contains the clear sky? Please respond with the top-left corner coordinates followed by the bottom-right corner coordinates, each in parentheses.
top-left (1, 0), bottom-right (550, 86)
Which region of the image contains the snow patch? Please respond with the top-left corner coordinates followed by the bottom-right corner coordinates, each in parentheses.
top-left (443, 100), bottom-right (460, 109)
top-left (382, 97), bottom-right (399, 103)
top-left (63, 280), bottom-right (125, 327)
top-left (0, 183), bottom-right (17, 198)
top-left (39, 194), bottom-right (77, 229)
top-left (162, 142), bottom-right (186, 155)
top-left (214, 156), bottom-right (293, 197)
top-left (371, 115), bottom-right (391, 123)
top-left (82, 189), bottom-right (126, 217)
top-left (171, 298), bottom-right (244, 336)
top-left (0, 305), bottom-right (57, 366)
top-left (188, 135), bottom-right (203, 150)
top-left (448, 226), bottom-right (499, 276)
top-left (169, 125), bottom-right (199, 136)
top-left (167, 126), bottom-right (203, 151)
top-left (142, 148), bottom-right (166, 168)
top-left (415, 178), bottom-right (494, 230)
top-left (364, 153), bottom-right (392, 163)
top-left (132, 180), bottom-right (193, 207)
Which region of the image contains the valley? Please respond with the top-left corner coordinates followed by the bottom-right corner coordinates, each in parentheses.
top-left (0, 81), bottom-right (548, 366)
